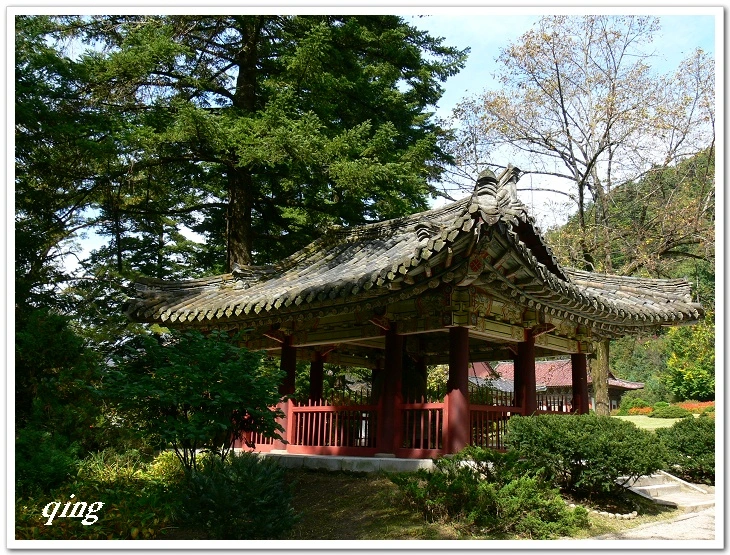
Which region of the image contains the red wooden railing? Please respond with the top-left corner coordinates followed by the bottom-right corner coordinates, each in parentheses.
top-left (470, 405), bottom-right (516, 451)
top-left (236, 387), bottom-right (575, 458)
top-left (236, 430), bottom-right (276, 452)
top-left (395, 401), bottom-right (444, 458)
top-left (287, 399), bottom-right (380, 456)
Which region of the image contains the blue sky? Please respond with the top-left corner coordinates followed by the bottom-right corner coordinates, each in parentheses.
top-left (398, 10), bottom-right (719, 223)
top-left (407, 11), bottom-right (717, 120)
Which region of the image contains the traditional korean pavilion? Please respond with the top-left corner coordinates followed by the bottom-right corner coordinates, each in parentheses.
top-left (126, 166), bottom-right (704, 458)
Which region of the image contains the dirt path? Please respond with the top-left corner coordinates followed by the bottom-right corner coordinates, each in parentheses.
top-left (591, 507), bottom-right (716, 541)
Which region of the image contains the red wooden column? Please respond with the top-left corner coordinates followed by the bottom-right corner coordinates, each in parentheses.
top-left (515, 330), bottom-right (537, 415)
top-left (445, 326), bottom-right (470, 454)
top-left (415, 355), bottom-right (428, 402)
top-left (278, 335), bottom-right (297, 396)
top-left (512, 351), bottom-right (522, 410)
top-left (378, 326), bottom-right (403, 454)
top-left (571, 352), bottom-right (590, 414)
top-left (309, 351), bottom-right (324, 403)
top-left (274, 336), bottom-right (297, 450)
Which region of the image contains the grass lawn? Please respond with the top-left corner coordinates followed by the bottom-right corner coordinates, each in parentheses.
top-left (614, 415), bottom-right (684, 430)
top-left (284, 469), bottom-right (461, 539)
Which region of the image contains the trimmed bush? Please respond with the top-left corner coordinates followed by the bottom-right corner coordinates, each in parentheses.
top-left (649, 405), bottom-right (692, 419)
top-left (505, 414), bottom-right (665, 495)
top-left (628, 406), bottom-right (653, 415)
top-left (390, 446), bottom-right (589, 539)
top-left (653, 401), bottom-right (670, 409)
top-left (656, 415), bottom-right (715, 484)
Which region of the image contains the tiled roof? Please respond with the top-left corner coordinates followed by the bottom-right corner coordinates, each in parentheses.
top-left (126, 165), bottom-right (704, 335)
top-left (486, 360), bottom-right (644, 391)
top-left (469, 375), bottom-right (547, 393)
top-left (470, 361), bottom-right (495, 379)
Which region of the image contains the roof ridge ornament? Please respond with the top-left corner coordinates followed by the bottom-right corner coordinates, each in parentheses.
top-left (499, 164), bottom-right (521, 202)
top-left (476, 168), bottom-right (498, 188)
top-left (470, 163), bottom-right (525, 225)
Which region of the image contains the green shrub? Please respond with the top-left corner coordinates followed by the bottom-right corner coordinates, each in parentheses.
top-left (15, 473), bottom-right (182, 540)
top-left (653, 401), bottom-right (670, 409)
top-left (704, 405), bottom-right (715, 413)
top-left (617, 395), bottom-right (651, 416)
top-left (180, 452), bottom-right (297, 539)
top-left (505, 414), bottom-right (665, 495)
top-left (104, 330), bottom-right (284, 474)
top-left (656, 415), bottom-right (715, 484)
top-left (391, 447), bottom-right (512, 525)
top-left (390, 446), bottom-right (588, 538)
top-left (15, 428), bottom-right (80, 496)
top-left (15, 449), bottom-right (194, 540)
top-left (649, 405), bottom-right (692, 419)
top-left (77, 449), bottom-right (146, 482)
top-left (146, 450), bottom-right (186, 484)
top-left (495, 476), bottom-right (589, 539)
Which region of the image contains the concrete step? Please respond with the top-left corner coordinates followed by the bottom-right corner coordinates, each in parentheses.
top-left (668, 497), bottom-right (716, 513)
top-left (622, 473), bottom-right (677, 488)
top-left (633, 483), bottom-right (682, 498)
top-left (622, 471), bottom-right (714, 513)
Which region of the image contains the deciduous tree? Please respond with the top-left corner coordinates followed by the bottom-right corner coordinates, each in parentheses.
top-left (104, 330), bottom-right (283, 472)
top-left (446, 16), bottom-right (714, 414)
top-left (664, 313), bottom-right (715, 401)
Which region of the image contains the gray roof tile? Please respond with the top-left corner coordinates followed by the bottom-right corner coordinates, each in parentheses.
top-left (126, 165), bottom-right (704, 333)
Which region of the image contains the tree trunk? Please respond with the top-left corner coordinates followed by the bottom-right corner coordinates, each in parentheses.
top-left (576, 181), bottom-right (596, 272)
top-left (226, 167), bottom-right (254, 269)
top-left (225, 16), bottom-right (262, 271)
top-left (590, 339), bottom-right (610, 416)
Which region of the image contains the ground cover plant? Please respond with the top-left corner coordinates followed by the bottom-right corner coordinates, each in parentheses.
top-left (15, 450), bottom-right (297, 540)
top-left (389, 446), bottom-right (589, 539)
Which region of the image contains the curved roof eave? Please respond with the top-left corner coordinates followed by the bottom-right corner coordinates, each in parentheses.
top-left (125, 165), bottom-right (704, 334)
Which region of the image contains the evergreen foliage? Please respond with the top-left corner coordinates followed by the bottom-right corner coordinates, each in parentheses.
top-left (505, 414), bottom-right (665, 495)
top-left (390, 446), bottom-right (588, 539)
top-left (656, 415), bottom-right (715, 484)
top-left (37, 15), bottom-right (467, 273)
top-left (181, 452), bottom-right (298, 540)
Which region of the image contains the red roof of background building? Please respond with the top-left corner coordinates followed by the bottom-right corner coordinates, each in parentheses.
top-left (469, 361), bottom-right (495, 379)
top-left (470, 360), bottom-right (644, 390)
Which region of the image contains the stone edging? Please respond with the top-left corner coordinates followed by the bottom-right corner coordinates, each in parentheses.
top-left (568, 503), bottom-right (638, 520)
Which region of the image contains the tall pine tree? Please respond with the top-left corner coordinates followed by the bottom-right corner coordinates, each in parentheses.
top-left (66, 15), bottom-right (468, 270)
